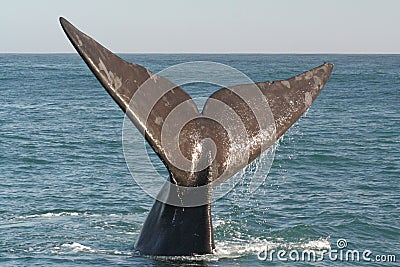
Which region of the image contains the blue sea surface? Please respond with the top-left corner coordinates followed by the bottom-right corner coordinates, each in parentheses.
top-left (0, 54), bottom-right (399, 266)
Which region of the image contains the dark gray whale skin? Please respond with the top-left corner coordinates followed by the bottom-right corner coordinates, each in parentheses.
top-left (135, 199), bottom-right (214, 255)
top-left (60, 17), bottom-right (333, 256)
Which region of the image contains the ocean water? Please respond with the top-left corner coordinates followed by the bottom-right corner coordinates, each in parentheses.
top-left (0, 54), bottom-right (399, 266)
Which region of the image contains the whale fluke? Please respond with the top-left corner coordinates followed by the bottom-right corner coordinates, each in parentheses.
top-left (60, 17), bottom-right (333, 256)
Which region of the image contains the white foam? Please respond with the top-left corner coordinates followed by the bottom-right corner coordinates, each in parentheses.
top-left (214, 239), bottom-right (270, 259)
top-left (214, 219), bottom-right (226, 228)
top-left (17, 212), bottom-right (83, 219)
top-left (300, 238), bottom-right (331, 250)
top-left (53, 242), bottom-right (133, 256)
top-left (61, 242), bottom-right (96, 253)
top-left (146, 236), bottom-right (331, 262)
top-left (48, 236), bottom-right (331, 262)
top-left (214, 236), bottom-right (331, 259)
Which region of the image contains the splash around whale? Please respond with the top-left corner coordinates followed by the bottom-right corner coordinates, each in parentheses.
top-left (59, 17), bottom-right (333, 256)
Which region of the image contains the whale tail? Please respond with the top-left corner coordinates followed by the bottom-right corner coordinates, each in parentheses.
top-left (60, 17), bottom-right (333, 256)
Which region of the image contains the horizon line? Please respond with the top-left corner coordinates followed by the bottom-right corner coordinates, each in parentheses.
top-left (1, 51), bottom-right (400, 55)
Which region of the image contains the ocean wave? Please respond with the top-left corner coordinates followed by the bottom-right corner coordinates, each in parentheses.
top-left (214, 236), bottom-right (330, 259)
top-left (16, 212), bottom-right (86, 219)
top-left (14, 211), bottom-right (132, 220)
top-left (144, 236), bottom-right (331, 262)
top-left (51, 242), bottom-right (132, 256)
top-left (46, 236), bottom-right (331, 262)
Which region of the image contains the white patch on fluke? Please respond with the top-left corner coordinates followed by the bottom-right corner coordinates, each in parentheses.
top-left (75, 34), bottom-right (83, 46)
top-left (305, 71), bottom-right (313, 80)
top-left (305, 92), bottom-right (313, 107)
top-left (313, 75), bottom-right (322, 87)
top-left (98, 58), bottom-right (122, 91)
top-left (155, 116), bottom-right (163, 125)
top-left (281, 80), bottom-right (291, 88)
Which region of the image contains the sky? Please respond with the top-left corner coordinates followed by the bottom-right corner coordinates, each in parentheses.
top-left (1, 0), bottom-right (399, 53)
